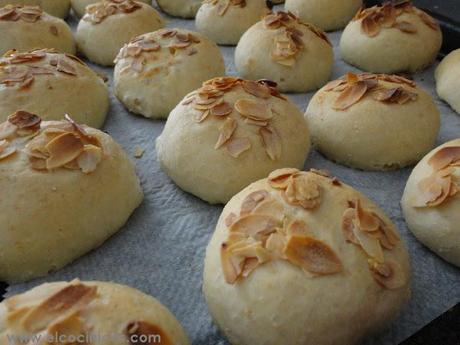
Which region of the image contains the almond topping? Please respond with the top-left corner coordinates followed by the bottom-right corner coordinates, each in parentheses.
top-left (229, 214), bottom-right (278, 239)
top-left (332, 81), bottom-right (369, 110)
top-left (77, 145), bottom-right (102, 174)
top-left (259, 126), bottom-right (281, 160)
top-left (240, 190), bottom-right (269, 215)
top-left (268, 168), bottom-right (300, 189)
top-left (210, 101), bottom-right (233, 117)
top-left (21, 283), bottom-right (97, 332)
top-left (45, 132), bottom-right (84, 170)
top-left (8, 110), bottom-right (41, 130)
top-left (368, 259), bottom-right (406, 289)
top-left (284, 235), bottom-right (342, 275)
top-left (428, 146), bottom-right (460, 171)
top-left (215, 117), bottom-right (237, 149)
top-left (225, 137), bottom-right (251, 158)
top-left (234, 99), bottom-right (273, 121)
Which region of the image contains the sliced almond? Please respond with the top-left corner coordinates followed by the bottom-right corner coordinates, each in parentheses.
top-left (393, 20), bottom-right (417, 33)
top-left (215, 117), bottom-right (237, 149)
top-left (284, 235), bottom-right (342, 275)
top-left (8, 110), bottom-right (41, 130)
top-left (352, 224), bottom-right (384, 263)
top-left (260, 126), bottom-right (281, 160)
top-left (268, 168), bottom-right (299, 189)
top-left (210, 101), bottom-right (233, 117)
top-left (226, 137), bottom-right (251, 158)
top-left (265, 232), bottom-right (286, 259)
top-left (332, 81), bottom-right (368, 110)
top-left (428, 146), bottom-right (460, 171)
top-left (356, 200), bottom-right (380, 232)
top-left (229, 214), bottom-right (278, 239)
top-left (287, 219), bottom-right (310, 237)
top-left (240, 190), bottom-right (269, 215)
top-left (368, 259), bottom-right (406, 289)
top-left (77, 144), bottom-right (102, 174)
top-left (234, 98), bottom-right (273, 121)
top-left (0, 121), bottom-right (18, 140)
top-left (252, 198), bottom-right (285, 222)
top-left (45, 132), bottom-right (84, 170)
top-left (221, 242), bottom-right (245, 284)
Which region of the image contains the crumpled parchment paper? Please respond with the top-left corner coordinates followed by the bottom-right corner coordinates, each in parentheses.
top-left (6, 4), bottom-right (460, 345)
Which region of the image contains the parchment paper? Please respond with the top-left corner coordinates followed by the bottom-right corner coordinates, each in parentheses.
top-left (6, 4), bottom-right (460, 345)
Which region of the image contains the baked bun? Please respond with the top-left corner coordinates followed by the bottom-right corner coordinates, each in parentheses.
top-left (235, 11), bottom-right (333, 93)
top-left (195, 0), bottom-right (269, 46)
top-left (157, 0), bottom-right (201, 19)
top-left (76, 0), bottom-right (164, 66)
top-left (0, 5), bottom-right (75, 56)
top-left (435, 49), bottom-right (460, 114)
top-left (0, 49), bottom-right (109, 128)
top-left (285, 0), bottom-right (362, 31)
top-left (340, 1), bottom-right (442, 74)
top-left (401, 139), bottom-right (460, 267)
top-left (0, 0), bottom-right (70, 18)
top-left (156, 77), bottom-right (310, 204)
top-left (114, 28), bottom-right (225, 119)
top-left (0, 280), bottom-right (190, 345)
top-left (305, 72), bottom-right (440, 170)
top-left (71, 0), bottom-right (150, 17)
top-left (0, 113), bottom-right (143, 282)
top-left (203, 168), bottom-right (411, 345)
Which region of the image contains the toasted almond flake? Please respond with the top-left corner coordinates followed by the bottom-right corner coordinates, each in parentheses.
top-left (284, 235), bottom-right (342, 275)
top-left (368, 259), bottom-right (406, 289)
top-left (221, 242), bottom-right (245, 284)
top-left (415, 170), bottom-right (453, 207)
top-left (234, 98), bottom-right (273, 121)
top-left (8, 110), bottom-right (41, 129)
top-left (332, 81), bottom-right (368, 110)
top-left (265, 232), bottom-right (286, 259)
top-left (47, 313), bottom-right (85, 341)
top-left (45, 132), bottom-right (84, 170)
top-left (287, 220), bottom-right (310, 237)
top-left (194, 109), bottom-right (210, 123)
top-left (215, 117), bottom-right (237, 149)
top-left (268, 168), bottom-right (299, 189)
top-left (356, 200), bottom-right (380, 232)
top-left (242, 80), bottom-right (271, 99)
top-left (341, 208), bottom-right (360, 245)
top-left (352, 224), bottom-right (384, 263)
top-left (241, 257), bottom-right (260, 278)
top-left (21, 283), bottom-right (97, 332)
top-left (0, 145), bottom-right (16, 161)
top-left (240, 190), bottom-right (269, 215)
top-left (393, 20), bottom-right (417, 33)
top-left (252, 198), bottom-right (285, 222)
top-left (362, 16), bottom-right (380, 37)
top-left (428, 146), bottom-right (460, 171)
top-left (225, 212), bottom-right (238, 227)
top-left (225, 137), bottom-right (251, 158)
top-left (77, 145), bottom-right (102, 174)
top-left (126, 321), bottom-right (172, 345)
top-left (229, 214), bottom-right (278, 239)
top-left (0, 121), bottom-right (18, 140)
top-left (260, 126), bottom-right (281, 161)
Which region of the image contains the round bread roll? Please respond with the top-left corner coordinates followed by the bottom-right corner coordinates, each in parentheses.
top-left (235, 11), bottom-right (333, 93)
top-left (435, 49), bottom-right (460, 115)
top-left (204, 168), bottom-right (411, 345)
top-left (0, 0), bottom-right (70, 18)
top-left (114, 28), bottom-right (225, 119)
top-left (156, 77), bottom-right (311, 204)
top-left (0, 49), bottom-right (109, 128)
top-left (76, 0), bottom-right (164, 66)
top-left (305, 72), bottom-right (440, 171)
top-left (0, 280), bottom-right (190, 345)
top-left (401, 139), bottom-right (460, 267)
top-left (340, 1), bottom-right (442, 74)
top-left (285, 0), bottom-right (362, 31)
top-left (0, 5), bottom-right (75, 56)
top-left (71, 0), bottom-right (150, 17)
top-left (195, 0), bottom-right (269, 46)
top-left (0, 112), bottom-right (143, 282)
top-left (157, 0), bottom-right (201, 18)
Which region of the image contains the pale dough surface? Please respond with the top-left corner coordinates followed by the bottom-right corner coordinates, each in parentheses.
top-left (157, 0), bottom-right (201, 18)
top-left (71, 0), bottom-right (150, 17)
top-left (0, 0), bottom-right (70, 18)
top-left (0, 52), bottom-right (109, 128)
top-left (0, 280), bottom-right (190, 345)
top-left (76, 3), bottom-right (164, 66)
top-left (235, 19), bottom-right (333, 92)
top-left (114, 29), bottom-right (225, 119)
top-left (0, 122), bottom-right (143, 283)
top-left (401, 139), bottom-right (460, 267)
top-left (0, 12), bottom-right (75, 55)
top-left (340, 10), bottom-right (442, 73)
top-left (285, 0), bottom-right (362, 31)
top-left (204, 175), bottom-right (411, 345)
top-left (305, 79), bottom-right (440, 171)
top-left (195, 0), bottom-right (269, 45)
top-left (156, 84), bottom-right (311, 204)
top-left (435, 49), bottom-right (460, 115)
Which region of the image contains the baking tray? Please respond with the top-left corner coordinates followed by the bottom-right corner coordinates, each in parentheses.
top-left (1, 1), bottom-right (460, 344)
